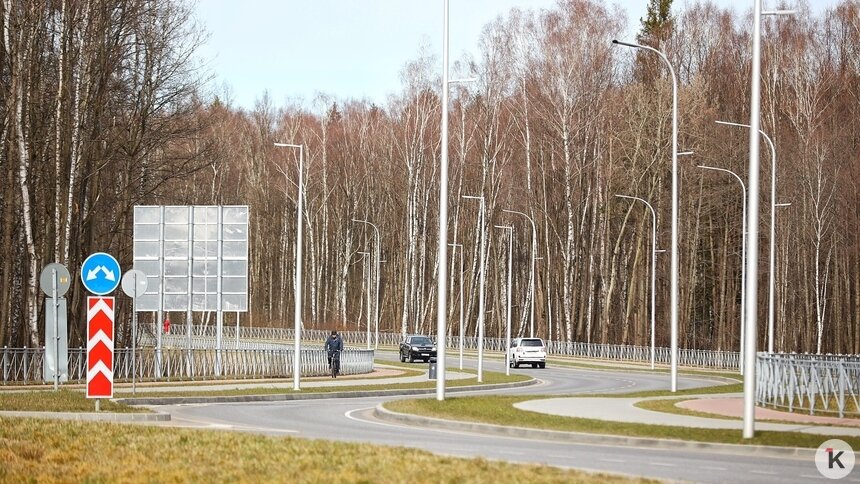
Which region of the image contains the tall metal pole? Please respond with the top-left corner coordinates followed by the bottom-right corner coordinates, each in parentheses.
top-left (358, 251), bottom-right (371, 349)
top-left (353, 219), bottom-right (381, 350)
top-left (463, 195), bottom-right (486, 382)
top-left (496, 225), bottom-right (513, 376)
top-left (449, 243), bottom-right (464, 370)
top-left (743, 0), bottom-right (764, 439)
top-left (274, 142), bottom-right (304, 391)
top-left (612, 39), bottom-right (679, 391)
top-left (436, 0), bottom-right (450, 401)
top-left (697, 166), bottom-right (747, 374)
top-left (502, 209), bottom-right (537, 338)
top-left (716, 120), bottom-right (780, 354)
top-left (615, 195), bottom-right (658, 370)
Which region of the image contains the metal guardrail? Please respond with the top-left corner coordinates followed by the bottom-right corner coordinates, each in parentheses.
top-left (1, 346), bottom-right (374, 384)
top-left (144, 324), bottom-right (742, 369)
top-left (757, 352), bottom-right (860, 418)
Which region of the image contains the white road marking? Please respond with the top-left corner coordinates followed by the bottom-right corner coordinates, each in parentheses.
top-left (701, 466), bottom-right (726, 471)
top-left (599, 458), bottom-right (626, 463)
top-left (749, 470), bottom-right (777, 475)
top-left (800, 475), bottom-right (825, 480)
top-left (650, 462), bottom-right (676, 467)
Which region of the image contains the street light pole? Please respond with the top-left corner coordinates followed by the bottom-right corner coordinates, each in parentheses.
top-left (697, 165), bottom-right (747, 374)
top-left (449, 243), bottom-right (465, 370)
top-left (716, 120), bottom-right (780, 354)
top-left (502, 209), bottom-right (537, 338)
top-left (495, 225), bottom-right (513, 376)
top-left (740, 0), bottom-right (796, 440)
top-left (615, 195), bottom-right (658, 370)
top-left (613, 39), bottom-right (679, 391)
top-left (353, 219), bottom-right (381, 350)
top-left (274, 142), bottom-right (304, 392)
top-left (436, 0), bottom-right (451, 401)
top-left (358, 251), bottom-right (371, 349)
top-left (462, 195), bottom-right (486, 383)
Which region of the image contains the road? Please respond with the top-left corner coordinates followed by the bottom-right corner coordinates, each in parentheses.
top-left (156, 350), bottom-right (849, 482)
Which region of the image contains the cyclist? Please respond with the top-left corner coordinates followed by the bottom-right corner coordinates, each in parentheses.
top-left (325, 330), bottom-right (344, 378)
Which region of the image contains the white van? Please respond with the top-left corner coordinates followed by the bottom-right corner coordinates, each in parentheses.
top-left (508, 338), bottom-right (547, 368)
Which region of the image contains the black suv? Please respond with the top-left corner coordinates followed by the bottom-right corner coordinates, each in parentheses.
top-left (399, 335), bottom-right (437, 363)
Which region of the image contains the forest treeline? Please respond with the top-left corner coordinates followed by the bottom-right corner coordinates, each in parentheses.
top-left (1, 0), bottom-right (858, 355)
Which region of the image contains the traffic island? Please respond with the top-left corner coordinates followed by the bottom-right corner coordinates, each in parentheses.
top-left (380, 388), bottom-right (860, 455)
top-left (0, 388), bottom-right (168, 422)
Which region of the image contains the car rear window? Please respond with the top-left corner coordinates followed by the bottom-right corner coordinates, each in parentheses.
top-left (410, 337), bottom-right (432, 345)
top-left (522, 339), bottom-right (544, 347)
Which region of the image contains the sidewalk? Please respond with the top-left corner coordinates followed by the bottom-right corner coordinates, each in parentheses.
top-left (118, 366), bottom-right (474, 394)
top-left (516, 394), bottom-right (860, 437)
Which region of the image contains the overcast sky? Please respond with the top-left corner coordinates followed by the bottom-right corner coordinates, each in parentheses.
top-left (194, 0), bottom-right (839, 110)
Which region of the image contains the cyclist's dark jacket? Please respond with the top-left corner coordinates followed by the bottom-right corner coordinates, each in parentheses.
top-left (325, 335), bottom-right (343, 354)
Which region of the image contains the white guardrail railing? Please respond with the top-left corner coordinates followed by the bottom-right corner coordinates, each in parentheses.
top-left (1, 346), bottom-right (374, 384)
top-left (757, 352), bottom-right (860, 418)
top-left (144, 323), bottom-right (741, 370)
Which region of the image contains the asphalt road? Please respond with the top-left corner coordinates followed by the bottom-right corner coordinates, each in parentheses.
top-left (156, 351), bottom-right (852, 483)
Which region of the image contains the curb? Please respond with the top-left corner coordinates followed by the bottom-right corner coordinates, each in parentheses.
top-left (0, 410), bottom-right (171, 422)
top-left (372, 405), bottom-right (817, 460)
top-left (113, 377), bottom-right (539, 406)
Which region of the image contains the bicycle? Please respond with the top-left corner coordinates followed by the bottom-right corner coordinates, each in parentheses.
top-left (329, 350), bottom-right (341, 378)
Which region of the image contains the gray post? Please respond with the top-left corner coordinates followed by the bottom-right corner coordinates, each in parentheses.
top-left (612, 39), bottom-right (679, 392)
top-left (436, 0), bottom-right (450, 401)
top-left (52, 268), bottom-right (59, 390)
top-left (615, 195), bottom-right (658, 370)
top-left (132, 271), bottom-right (137, 395)
top-left (463, 195), bottom-right (486, 383)
top-left (274, 142), bottom-right (304, 391)
top-left (697, 165), bottom-right (747, 374)
top-left (216, 206), bottom-right (224, 375)
top-left (743, 0), bottom-right (764, 439)
top-left (496, 225), bottom-right (513, 376)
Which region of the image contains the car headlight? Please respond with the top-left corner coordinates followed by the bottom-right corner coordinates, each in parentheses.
top-left (412, 346), bottom-right (419, 351)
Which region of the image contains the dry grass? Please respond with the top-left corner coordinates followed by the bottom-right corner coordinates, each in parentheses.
top-left (0, 417), bottom-right (646, 483)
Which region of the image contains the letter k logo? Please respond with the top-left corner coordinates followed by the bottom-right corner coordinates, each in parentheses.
top-left (828, 448), bottom-right (845, 469)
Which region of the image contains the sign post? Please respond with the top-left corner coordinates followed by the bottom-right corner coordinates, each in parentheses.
top-left (122, 270), bottom-right (148, 395)
top-left (39, 263), bottom-right (71, 389)
top-left (81, 252), bottom-right (121, 410)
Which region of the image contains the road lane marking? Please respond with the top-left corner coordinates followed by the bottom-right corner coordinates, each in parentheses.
top-left (650, 462), bottom-right (676, 467)
top-left (599, 458), bottom-right (626, 463)
top-left (749, 470), bottom-right (777, 475)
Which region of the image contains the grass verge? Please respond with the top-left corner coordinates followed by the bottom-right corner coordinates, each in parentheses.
top-left (0, 389), bottom-right (146, 413)
top-left (0, 417), bottom-right (645, 483)
top-left (384, 394), bottom-right (860, 449)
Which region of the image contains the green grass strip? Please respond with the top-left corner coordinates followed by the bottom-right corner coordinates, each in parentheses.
top-left (384, 393), bottom-right (860, 449)
top-left (0, 389), bottom-right (146, 413)
top-left (0, 417), bottom-right (647, 483)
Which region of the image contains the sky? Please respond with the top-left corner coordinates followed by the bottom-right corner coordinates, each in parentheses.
top-left (194, 0), bottom-right (840, 110)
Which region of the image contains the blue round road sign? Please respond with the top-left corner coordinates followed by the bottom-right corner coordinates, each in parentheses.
top-left (81, 252), bottom-right (122, 295)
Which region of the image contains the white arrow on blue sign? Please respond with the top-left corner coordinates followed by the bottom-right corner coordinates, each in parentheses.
top-left (80, 252), bottom-right (122, 295)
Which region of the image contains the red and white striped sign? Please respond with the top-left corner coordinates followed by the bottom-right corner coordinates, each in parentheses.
top-left (87, 296), bottom-right (114, 398)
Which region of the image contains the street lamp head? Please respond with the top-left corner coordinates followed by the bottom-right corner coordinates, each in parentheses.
top-left (612, 39), bottom-right (642, 50)
top-left (677, 151), bottom-right (694, 156)
top-left (274, 142), bottom-right (302, 149)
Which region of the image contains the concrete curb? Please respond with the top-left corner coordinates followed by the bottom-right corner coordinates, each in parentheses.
top-left (0, 410), bottom-right (171, 422)
top-left (113, 377), bottom-right (539, 406)
top-left (373, 405), bottom-right (817, 460)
